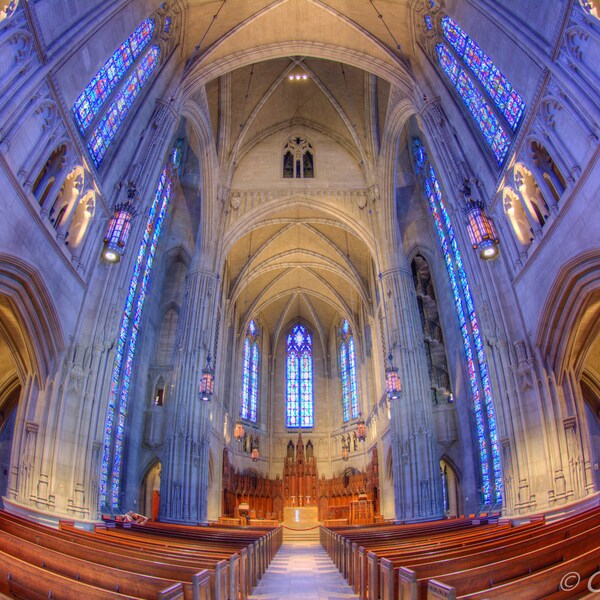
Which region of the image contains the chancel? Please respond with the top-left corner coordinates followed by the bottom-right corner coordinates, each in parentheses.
top-left (0, 0), bottom-right (599, 598)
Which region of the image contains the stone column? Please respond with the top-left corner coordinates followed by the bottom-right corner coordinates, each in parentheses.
top-left (160, 268), bottom-right (219, 523)
top-left (382, 266), bottom-right (443, 521)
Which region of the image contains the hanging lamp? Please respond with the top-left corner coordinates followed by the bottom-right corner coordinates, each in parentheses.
top-left (101, 186), bottom-right (137, 263)
top-left (356, 412), bottom-right (367, 442)
top-left (462, 181), bottom-right (500, 260)
top-left (199, 353), bottom-right (214, 401)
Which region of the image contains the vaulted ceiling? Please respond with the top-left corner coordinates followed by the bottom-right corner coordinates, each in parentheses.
top-left (179, 0), bottom-right (422, 346)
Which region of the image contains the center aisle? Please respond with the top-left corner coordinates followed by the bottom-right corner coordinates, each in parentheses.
top-left (248, 540), bottom-right (359, 600)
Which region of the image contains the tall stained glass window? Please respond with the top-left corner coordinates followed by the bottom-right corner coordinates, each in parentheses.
top-left (100, 153), bottom-right (175, 511)
top-left (436, 44), bottom-right (510, 164)
top-left (435, 16), bottom-right (525, 165)
top-left (412, 137), bottom-right (502, 505)
top-left (339, 320), bottom-right (359, 422)
top-left (73, 18), bottom-right (155, 134)
top-left (441, 17), bottom-right (525, 130)
top-left (286, 323), bottom-right (314, 428)
top-left (87, 45), bottom-right (161, 168)
top-left (241, 320), bottom-right (260, 423)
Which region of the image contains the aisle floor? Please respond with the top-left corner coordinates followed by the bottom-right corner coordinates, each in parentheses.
top-left (248, 541), bottom-right (359, 600)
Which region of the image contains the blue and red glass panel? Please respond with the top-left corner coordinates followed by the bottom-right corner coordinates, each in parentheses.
top-left (286, 324), bottom-right (314, 428)
top-left (73, 18), bottom-right (155, 134)
top-left (442, 17), bottom-right (525, 130)
top-left (436, 45), bottom-right (510, 164)
top-left (88, 45), bottom-right (160, 167)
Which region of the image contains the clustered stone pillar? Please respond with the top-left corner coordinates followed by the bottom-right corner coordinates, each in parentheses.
top-left (383, 266), bottom-right (443, 521)
top-left (160, 267), bottom-right (219, 523)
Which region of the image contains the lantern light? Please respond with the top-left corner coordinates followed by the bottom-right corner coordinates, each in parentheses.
top-left (101, 186), bottom-right (137, 264)
top-left (251, 437), bottom-right (259, 461)
top-left (234, 420), bottom-right (245, 442)
top-left (385, 354), bottom-right (401, 400)
top-left (356, 412), bottom-right (367, 442)
top-left (462, 181), bottom-right (500, 260)
top-left (199, 354), bottom-right (214, 401)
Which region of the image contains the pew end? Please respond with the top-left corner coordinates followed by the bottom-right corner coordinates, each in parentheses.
top-left (158, 582), bottom-right (185, 600)
top-left (427, 578), bottom-right (456, 600)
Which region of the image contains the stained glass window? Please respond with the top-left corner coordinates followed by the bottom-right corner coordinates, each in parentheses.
top-left (424, 15), bottom-right (433, 30)
top-left (441, 17), bottom-right (525, 130)
top-left (286, 323), bottom-right (314, 428)
top-left (436, 44), bottom-right (510, 164)
top-left (73, 18), bottom-right (155, 134)
top-left (241, 320), bottom-right (260, 423)
top-left (88, 45), bottom-right (160, 168)
top-left (100, 164), bottom-right (173, 510)
top-left (412, 137), bottom-right (502, 504)
top-left (339, 320), bottom-right (359, 422)
top-left (164, 16), bottom-right (172, 32)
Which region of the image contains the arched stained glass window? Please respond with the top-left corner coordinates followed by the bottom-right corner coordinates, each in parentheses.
top-left (339, 320), bottom-right (359, 422)
top-left (441, 17), bottom-right (525, 130)
top-left (412, 137), bottom-right (502, 505)
top-left (436, 44), bottom-right (510, 165)
top-left (286, 323), bottom-right (314, 428)
top-left (87, 45), bottom-right (160, 168)
top-left (241, 320), bottom-right (260, 423)
top-left (73, 18), bottom-right (155, 134)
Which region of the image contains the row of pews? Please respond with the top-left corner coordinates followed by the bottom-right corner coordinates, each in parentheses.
top-left (0, 510), bottom-right (281, 599)
top-left (321, 505), bottom-right (600, 599)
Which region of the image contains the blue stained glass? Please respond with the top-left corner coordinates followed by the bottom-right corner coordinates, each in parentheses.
top-left (424, 14), bottom-right (433, 30)
top-left (436, 44), bottom-right (510, 165)
top-left (413, 138), bottom-right (502, 504)
top-left (241, 321), bottom-right (259, 423)
top-left (442, 17), bottom-right (525, 130)
top-left (339, 320), bottom-right (359, 422)
top-left (100, 166), bottom-right (171, 510)
top-left (286, 324), bottom-right (314, 428)
top-left (164, 16), bottom-right (171, 32)
top-left (88, 45), bottom-right (160, 168)
top-left (73, 18), bottom-right (155, 134)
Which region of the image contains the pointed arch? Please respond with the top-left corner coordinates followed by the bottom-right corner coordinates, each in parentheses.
top-left (0, 256), bottom-right (65, 385)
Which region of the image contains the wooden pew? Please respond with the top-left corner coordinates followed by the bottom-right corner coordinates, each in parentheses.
top-left (0, 512), bottom-right (218, 599)
top-left (427, 544), bottom-right (600, 599)
top-left (0, 546), bottom-right (183, 599)
top-left (393, 506), bottom-right (600, 600)
top-left (424, 523), bottom-right (600, 600)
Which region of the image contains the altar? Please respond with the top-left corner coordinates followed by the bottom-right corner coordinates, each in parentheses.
top-left (283, 506), bottom-right (319, 527)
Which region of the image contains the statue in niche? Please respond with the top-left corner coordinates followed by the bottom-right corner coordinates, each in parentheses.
top-left (287, 440), bottom-right (295, 458)
top-left (306, 440), bottom-right (313, 459)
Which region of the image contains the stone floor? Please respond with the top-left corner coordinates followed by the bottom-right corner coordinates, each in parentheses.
top-left (248, 541), bottom-right (359, 600)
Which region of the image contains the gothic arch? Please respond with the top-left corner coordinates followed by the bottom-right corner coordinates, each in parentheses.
top-left (140, 458), bottom-right (161, 520)
top-left (0, 256), bottom-right (65, 385)
top-left (536, 250), bottom-right (600, 384)
top-left (514, 163), bottom-right (549, 228)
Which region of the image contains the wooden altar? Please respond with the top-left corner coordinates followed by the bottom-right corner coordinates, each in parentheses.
top-left (221, 432), bottom-right (379, 523)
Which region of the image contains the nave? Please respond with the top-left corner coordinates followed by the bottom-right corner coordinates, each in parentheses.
top-left (248, 540), bottom-right (358, 600)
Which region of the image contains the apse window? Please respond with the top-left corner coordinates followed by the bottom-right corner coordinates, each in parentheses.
top-left (283, 136), bottom-right (314, 179)
top-left (286, 323), bottom-right (314, 428)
